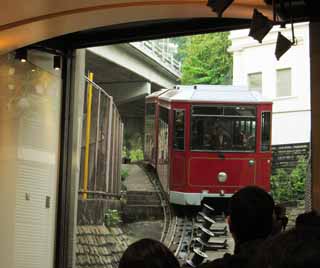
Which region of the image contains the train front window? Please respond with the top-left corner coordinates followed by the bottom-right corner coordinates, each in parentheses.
top-left (191, 105), bottom-right (256, 152)
top-left (173, 110), bottom-right (185, 150)
top-left (261, 112), bottom-right (271, 151)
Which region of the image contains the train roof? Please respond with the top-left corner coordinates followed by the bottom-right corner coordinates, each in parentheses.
top-left (157, 85), bottom-right (272, 104)
top-left (146, 89), bottom-right (169, 99)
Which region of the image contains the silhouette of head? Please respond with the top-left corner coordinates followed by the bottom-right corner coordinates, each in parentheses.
top-left (228, 186), bottom-right (275, 247)
top-left (119, 238), bottom-right (180, 268)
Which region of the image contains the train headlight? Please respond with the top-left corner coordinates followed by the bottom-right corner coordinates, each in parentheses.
top-left (217, 172), bottom-right (228, 183)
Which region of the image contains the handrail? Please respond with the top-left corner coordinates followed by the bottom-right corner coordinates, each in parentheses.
top-left (83, 75), bottom-right (112, 98)
top-left (130, 40), bottom-right (181, 74)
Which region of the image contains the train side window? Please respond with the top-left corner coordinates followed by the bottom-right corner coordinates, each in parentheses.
top-left (173, 110), bottom-right (185, 150)
top-left (261, 112), bottom-right (271, 151)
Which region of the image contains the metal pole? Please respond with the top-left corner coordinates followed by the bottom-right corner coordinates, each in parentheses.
top-left (94, 89), bottom-right (101, 191)
top-left (105, 96), bottom-right (113, 193)
top-left (83, 72), bottom-right (94, 199)
top-left (310, 21), bottom-right (320, 211)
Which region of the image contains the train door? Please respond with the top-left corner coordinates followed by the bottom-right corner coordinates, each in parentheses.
top-left (256, 105), bottom-right (273, 191)
top-left (144, 102), bottom-right (157, 166)
top-left (171, 109), bottom-right (187, 190)
top-left (157, 105), bottom-right (170, 192)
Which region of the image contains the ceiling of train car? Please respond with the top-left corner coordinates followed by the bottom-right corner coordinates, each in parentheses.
top-left (0, 0), bottom-right (273, 54)
top-left (37, 18), bottom-right (251, 50)
top-left (0, 0), bottom-right (316, 55)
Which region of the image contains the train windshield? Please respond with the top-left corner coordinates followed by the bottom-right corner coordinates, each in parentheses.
top-left (191, 105), bottom-right (256, 152)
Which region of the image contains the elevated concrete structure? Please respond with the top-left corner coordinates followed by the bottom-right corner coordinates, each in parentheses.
top-left (86, 42), bottom-right (181, 149)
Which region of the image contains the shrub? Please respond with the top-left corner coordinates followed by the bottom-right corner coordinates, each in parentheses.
top-left (271, 157), bottom-right (308, 202)
top-left (104, 209), bottom-right (121, 226)
top-left (129, 149), bottom-right (144, 162)
top-left (121, 167), bottom-right (129, 181)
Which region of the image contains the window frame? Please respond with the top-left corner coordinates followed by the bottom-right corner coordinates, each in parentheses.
top-left (248, 71), bottom-right (263, 93)
top-left (261, 111), bottom-right (272, 152)
top-left (276, 67), bottom-right (292, 98)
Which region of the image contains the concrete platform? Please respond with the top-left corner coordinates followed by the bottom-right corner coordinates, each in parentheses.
top-left (122, 164), bottom-right (163, 222)
top-left (123, 164), bottom-right (155, 192)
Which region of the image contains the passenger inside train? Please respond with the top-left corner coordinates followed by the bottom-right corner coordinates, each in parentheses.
top-left (250, 210), bottom-right (320, 268)
top-left (118, 238), bottom-right (180, 268)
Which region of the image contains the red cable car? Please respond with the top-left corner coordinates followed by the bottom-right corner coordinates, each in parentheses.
top-left (145, 85), bottom-right (272, 207)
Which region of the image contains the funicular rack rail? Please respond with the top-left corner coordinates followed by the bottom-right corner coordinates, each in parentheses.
top-left (140, 163), bottom-right (231, 266)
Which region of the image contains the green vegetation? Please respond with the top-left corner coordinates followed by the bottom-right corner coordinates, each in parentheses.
top-left (104, 209), bottom-right (121, 226)
top-left (173, 32), bottom-right (232, 85)
top-left (123, 132), bottom-right (144, 162)
top-left (129, 149), bottom-right (144, 161)
top-left (121, 167), bottom-right (129, 181)
top-left (271, 157), bottom-right (308, 202)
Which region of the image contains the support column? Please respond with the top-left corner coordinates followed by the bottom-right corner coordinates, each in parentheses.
top-left (310, 22), bottom-right (320, 211)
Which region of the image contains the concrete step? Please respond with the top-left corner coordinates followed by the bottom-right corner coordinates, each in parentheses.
top-left (126, 191), bottom-right (161, 206)
top-left (123, 191), bottom-right (163, 222)
top-left (123, 205), bottom-right (163, 222)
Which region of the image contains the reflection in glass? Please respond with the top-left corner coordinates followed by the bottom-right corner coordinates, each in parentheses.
top-left (144, 103), bottom-right (156, 161)
top-left (0, 52), bottom-right (62, 268)
top-left (173, 110), bottom-right (185, 150)
top-left (261, 112), bottom-right (271, 151)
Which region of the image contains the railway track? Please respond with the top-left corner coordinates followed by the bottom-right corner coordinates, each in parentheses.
top-left (140, 162), bottom-right (231, 266)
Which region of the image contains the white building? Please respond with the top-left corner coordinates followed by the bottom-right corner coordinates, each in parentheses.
top-left (229, 22), bottom-right (310, 145)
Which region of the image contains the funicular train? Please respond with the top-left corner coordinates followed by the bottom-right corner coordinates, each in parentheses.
top-left (144, 85), bottom-right (272, 208)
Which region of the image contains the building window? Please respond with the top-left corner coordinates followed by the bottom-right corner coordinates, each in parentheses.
top-left (248, 72), bottom-right (262, 93)
top-left (276, 68), bottom-right (291, 97)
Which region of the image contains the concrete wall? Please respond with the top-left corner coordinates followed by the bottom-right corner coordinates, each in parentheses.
top-left (229, 22), bottom-right (311, 144)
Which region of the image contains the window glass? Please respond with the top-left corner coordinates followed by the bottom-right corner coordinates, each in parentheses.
top-left (276, 68), bottom-right (291, 97)
top-left (144, 103), bottom-right (156, 161)
top-left (146, 102), bottom-right (155, 115)
top-left (248, 72), bottom-right (262, 93)
top-left (158, 106), bottom-right (169, 162)
top-left (191, 105), bottom-right (256, 152)
top-left (192, 106), bottom-right (223, 116)
top-left (261, 112), bottom-right (271, 151)
top-left (0, 52), bottom-right (62, 268)
top-left (173, 110), bottom-right (185, 150)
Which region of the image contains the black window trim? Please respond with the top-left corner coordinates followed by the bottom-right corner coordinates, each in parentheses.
top-left (261, 110), bottom-right (272, 152)
top-left (173, 108), bottom-right (186, 152)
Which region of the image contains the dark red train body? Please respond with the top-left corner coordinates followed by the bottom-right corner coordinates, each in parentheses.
top-left (144, 85), bottom-right (272, 206)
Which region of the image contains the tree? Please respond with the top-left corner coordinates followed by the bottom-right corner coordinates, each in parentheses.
top-left (179, 32), bottom-right (232, 85)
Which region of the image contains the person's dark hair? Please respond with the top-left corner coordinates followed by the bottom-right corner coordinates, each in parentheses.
top-left (228, 186), bottom-right (274, 249)
top-left (249, 227), bottom-right (320, 268)
top-left (296, 210), bottom-right (320, 230)
top-left (118, 238), bottom-right (180, 268)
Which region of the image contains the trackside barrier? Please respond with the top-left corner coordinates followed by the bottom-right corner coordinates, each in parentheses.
top-left (79, 74), bottom-right (123, 199)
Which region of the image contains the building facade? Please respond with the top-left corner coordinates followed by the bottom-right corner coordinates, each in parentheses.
top-left (229, 22), bottom-right (310, 145)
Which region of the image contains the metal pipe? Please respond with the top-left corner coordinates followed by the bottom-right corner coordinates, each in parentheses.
top-left (94, 89), bottom-right (101, 191)
top-left (83, 72), bottom-right (94, 200)
top-left (105, 96), bottom-right (113, 193)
